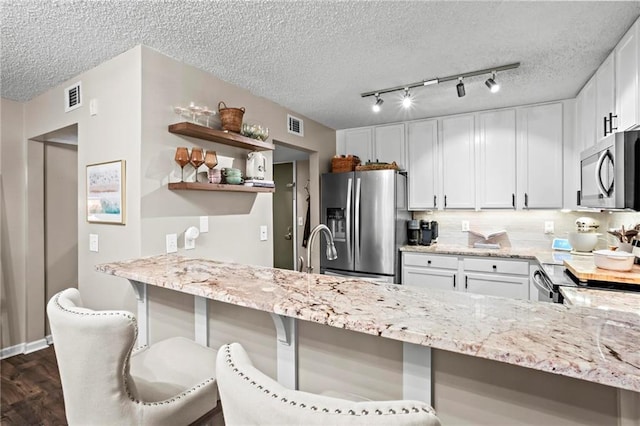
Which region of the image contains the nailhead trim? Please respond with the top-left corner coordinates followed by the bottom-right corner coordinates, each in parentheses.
top-left (53, 292), bottom-right (216, 408)
top-left (222, 344), bottom-right (431, 417)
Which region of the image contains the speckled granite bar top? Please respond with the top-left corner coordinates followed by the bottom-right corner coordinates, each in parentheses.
top-left (401, 244), bottom-right (551, 261)
top-left (96, 254), bottom-right (640, 392)
top-left (561, 287), bottom-right (640, 315)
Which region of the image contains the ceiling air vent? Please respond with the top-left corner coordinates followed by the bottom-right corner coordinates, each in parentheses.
top-left (64, 82), bottom-right (82, 112)
top-left (287, 114), bottom-right (304, 137)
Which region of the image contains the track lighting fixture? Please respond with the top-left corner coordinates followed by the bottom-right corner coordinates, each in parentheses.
top-left (360, 62), bottom-right (519, 112)
top-left (372, 94), bottom-right (383, 112)
top-left (402, 89), bottom-right (412, 109)
top-left (456, 78), bottom-right (465, 98)
top-left (485, 72), bottom-right (500, 93)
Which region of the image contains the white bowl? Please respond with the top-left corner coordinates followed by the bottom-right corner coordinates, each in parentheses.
top-left (593, 249), bottom-right (635, 272)
top-left (568, 232), bottom-right (599, 252)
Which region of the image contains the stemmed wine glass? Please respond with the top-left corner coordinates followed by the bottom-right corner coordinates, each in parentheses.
top-left (174, 147), bottom-right (190, 182)
top-left (201, 106), bottom-right (216, 127)
top-left (190, 148), bottom-right (205, 182)
top-left (188, 102), bottom-right (203, 123)
top-left (204, 150), bottom-right (218, 170)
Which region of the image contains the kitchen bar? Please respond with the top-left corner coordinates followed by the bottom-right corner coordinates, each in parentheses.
top-left (96, 254), bottom-right (640, 398)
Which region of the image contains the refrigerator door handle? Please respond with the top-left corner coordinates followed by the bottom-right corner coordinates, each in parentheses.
top-left (346, 177), bottom-right (353, 261)
top-left (354, 177), bottom-right (361, 266)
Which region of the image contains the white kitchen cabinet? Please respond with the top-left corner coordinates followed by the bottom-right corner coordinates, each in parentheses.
top-left (478, 109), bottom-right (516, 209)
top-left (374, 123), bottom-right (406, 169)
top-left (402, 252), bottom-right (458, 292)
top-left (441, 115), bottom-right (475, 209)
top-left (518, 103), bottom-right (563, 209)
top-left (463, 273), bottom-right (530, 300)
top-left (402, 252), bottom-right (530, 300)
top-left (596, 52), bottom-right (616, 141)
top-left (577, 76), bottom-right (597, 151)
top-left (342, 128), bottom-right (373, 163)
top-left (407, 120), bottom-right (438, 210)
top-left (615, 18), bottom-right (640, 131)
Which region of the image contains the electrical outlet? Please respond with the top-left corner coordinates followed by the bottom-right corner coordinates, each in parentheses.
top-left (199, 216), bottom-right (209, 233)
top-left (166, 234), bottom-right (178, 253)
top-left (298, 216), bottom-right (303, 226)
top-left (461, 220), bottom-right (470, 232)
top-left (260, 225), bottom-right (268, 241)
top-left (89, 234), bottom-right (99, 252)
top-left (544, 221), bottom-right (555, 234)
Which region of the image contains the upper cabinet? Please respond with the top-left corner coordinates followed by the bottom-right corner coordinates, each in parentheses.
top-left (374, 124), bottom-right (406, 169)
top-left (342, 128), bottom-right (373, 163)
top-left (518, 103), bottom-right (563, 209)
top-left (478, 110), bottom-right (517, 209)
top-left (596, 52), bottom-right (616, 141)
top-left (615, 18), bottom-right (640, 132)
top-left (576, 76), bottom-right (596, 151)
top-left (407, 120), bottom-right (438, 210)
top-left (442, 115), bottom-right (476, 209)
top-left (338, 124), bottom-right (406, 168)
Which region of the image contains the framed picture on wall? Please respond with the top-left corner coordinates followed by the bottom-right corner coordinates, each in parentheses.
top-left (86, 160), bottom-right (126, 224)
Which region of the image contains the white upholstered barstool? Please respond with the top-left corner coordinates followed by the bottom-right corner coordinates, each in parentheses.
top-left (216, 342), bottom-right (441, 426)
top-left (47, 288), bottom-right (219, 426)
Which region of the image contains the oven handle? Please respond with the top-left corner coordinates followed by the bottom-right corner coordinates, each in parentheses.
top-left (532, 270), bottom-right (554, 299)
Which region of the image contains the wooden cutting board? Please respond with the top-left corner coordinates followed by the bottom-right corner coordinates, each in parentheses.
top-left (564, 258), bottom-right (640, 285)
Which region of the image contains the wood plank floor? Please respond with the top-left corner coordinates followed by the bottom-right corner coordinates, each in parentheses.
top-left (1, 346), bottom-right (67, 425)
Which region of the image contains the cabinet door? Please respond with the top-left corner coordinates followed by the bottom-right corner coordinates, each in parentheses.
top-left (374, 124), bottom-right (406, 169)
top-left (478, 110), bottom-right (516, 209)
top-left (463, 273), bottom-right (529, 300)
top-left (596, 52), bottom-right (616, 141)
top-left (442, 115), bottom-right (475, 209)
top-left (344, 128), bottom-right (373, 163)
top-left (616, 20), bottom-right (639, 132)
top-left (580, 76), bottom-right (597, 150)
top-left (519, 103), bottom-right (563, 209)
top-left (403, 267), bottom-right (457, 292)
top-left (407, 120), bottom-right (438, 210)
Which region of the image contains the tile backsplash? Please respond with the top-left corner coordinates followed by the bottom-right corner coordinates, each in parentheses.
top-left (412, 210), bottom-right (640, 250)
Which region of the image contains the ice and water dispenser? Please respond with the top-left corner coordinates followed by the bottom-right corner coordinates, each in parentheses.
top-left (327, 208), bottom-right (346, 242)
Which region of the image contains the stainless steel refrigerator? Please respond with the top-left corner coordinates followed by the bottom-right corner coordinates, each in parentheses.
top-left (320, 170), bottom-right (410, 283)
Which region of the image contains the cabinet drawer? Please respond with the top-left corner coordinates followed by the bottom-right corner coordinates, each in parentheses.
top-left (463, 257), bottom-right (529, 275)
top-left (403, 252), bottom-right (458, 270)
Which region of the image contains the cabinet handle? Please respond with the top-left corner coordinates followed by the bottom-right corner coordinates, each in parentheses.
top-left (609, 112), bottom-right (618, 133)
top-left (433, 195), bottom-right (437, 209)
top-left (524, 193), bottom-right (528, 208)
top-left (512, 194), bottom-right (515, 209)
top-left (492, 264), bottom-right (497, 270)
top-left (465, 276), bottom-right (468, 289)
top-left (604, 115), bottom-right (610, 137)
top-left (453, 275), bottom-right (456, 288)
top-left (444, 195), bottom-right (448, 208)
top-left (427, 260), bottom-right (432, 265)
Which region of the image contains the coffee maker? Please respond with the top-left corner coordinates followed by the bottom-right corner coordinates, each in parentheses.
top-left (419, 220), bottom-right (438, 246)
top-left (407, 220), bottom-right (420, 246)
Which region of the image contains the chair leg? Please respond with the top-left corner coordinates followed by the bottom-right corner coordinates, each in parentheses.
top-left (189, 401), bottom-right (223, 426)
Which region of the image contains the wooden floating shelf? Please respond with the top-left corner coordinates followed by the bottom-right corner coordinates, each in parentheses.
top-left (168, 182), bottom-right (275, 193)
top-left (168, 122), bottom-right (275, 151)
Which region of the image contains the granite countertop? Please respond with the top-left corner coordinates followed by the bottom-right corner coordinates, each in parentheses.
top-left (97, 254), bottom-right (640, 392)
top-left (561, 287), bottom-right (640, 315)
top-left (400, 243), bottom-right (545, 260)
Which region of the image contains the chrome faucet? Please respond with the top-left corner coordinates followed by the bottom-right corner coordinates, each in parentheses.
top-left (303, 224), bottom-right (338, 273)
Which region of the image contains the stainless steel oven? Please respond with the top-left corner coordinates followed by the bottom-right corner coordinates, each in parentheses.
top-left (530, 263), bottom-right (577, 303)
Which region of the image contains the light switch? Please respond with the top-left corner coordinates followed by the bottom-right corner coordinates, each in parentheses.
top-left (200, 216), bottom-right (209, 233)
top-left (89, 234), bottom-right (99, 252)
top-left (544, 221), bottom-right (555, 234)
top-left (260, 225), bottom-right (268, 241)
top-left (89, 98), bottom-right (98, 116)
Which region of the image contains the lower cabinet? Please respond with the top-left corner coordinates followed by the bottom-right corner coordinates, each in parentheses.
top-left (401, 252), bottom-right (531, 300)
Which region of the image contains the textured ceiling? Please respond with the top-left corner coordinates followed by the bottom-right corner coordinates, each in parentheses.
top-left (2, 1), bottom-right (640, 130)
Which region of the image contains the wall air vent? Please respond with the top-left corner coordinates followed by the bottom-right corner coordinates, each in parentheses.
top-left (287, 114), bottom-right (304, 137)
top-left (64, 82), bottom-right (82, 112)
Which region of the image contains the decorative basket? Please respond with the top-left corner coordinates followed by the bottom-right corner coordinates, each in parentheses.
top-left (331, 155), bottom-right (361, 173)
top-left (355, 161), bottom-right (399, 171)
top-left (218, 101), bottom-right (245, 133)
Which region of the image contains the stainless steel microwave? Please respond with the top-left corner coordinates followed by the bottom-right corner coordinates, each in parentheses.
top-left (579, 130), bottom-right (640, 210)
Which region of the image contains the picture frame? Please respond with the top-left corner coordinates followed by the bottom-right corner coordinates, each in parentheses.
top-left (86, 160), bottom-right (126, 224)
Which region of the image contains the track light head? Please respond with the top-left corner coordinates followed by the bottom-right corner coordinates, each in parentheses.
top-left (402, 88), bottom-right (412, 108)
top-left (372, 95), bottom-right (384, 112)
top-left (456, 78), bottom-right (465, 98)
top-left (485, 72), bottom-right (500, 93)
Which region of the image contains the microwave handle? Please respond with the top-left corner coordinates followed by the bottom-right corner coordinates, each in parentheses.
top-left (595, 149), bottom-right (614, 197)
